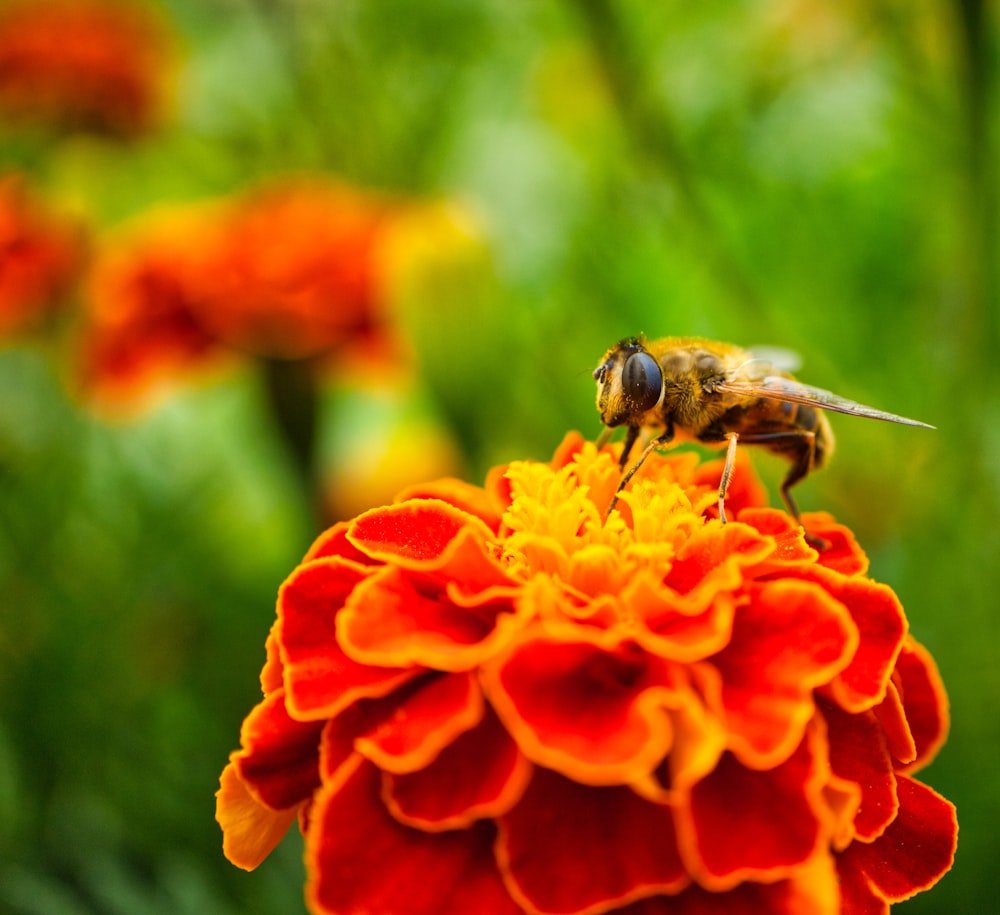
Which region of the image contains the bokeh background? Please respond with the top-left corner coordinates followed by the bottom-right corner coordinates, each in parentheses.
top-left (0, 1), bottom-right (995, 913)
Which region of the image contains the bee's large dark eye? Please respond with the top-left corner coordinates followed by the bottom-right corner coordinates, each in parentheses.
top-left (622, 352), bottom-right (662, 411)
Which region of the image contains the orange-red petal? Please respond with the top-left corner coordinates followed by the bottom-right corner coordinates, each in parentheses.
top-left (890, 637), bottom-right (949, 773)
top-left (338, 563), bottom-right (522, 671)
top-left (837, 775), bottom-right (957, 904)
top-left (497, 766), bottom-right (688, 915)
top-left (819, 698), bottom-right (897, 842)
top-left (800, 512), bottom-right (869, 575)
top-left (483, 626), bottom-right (681, 785)
top-left (215, 761), bottom-right (300, 871)
top-left (626, 853), bottom-right (840, 915)
top-left (394, 477), bottom-right (506, 533)
top-left (784, 565), bottom-right (907, 713)
top-left (232, 690), bottom-right (323, 810)
top-left (384, 705), bottom-right (532, 830)
top-left (356, 670), bottom-right (484, 773)
top-left (678, 737), bottom-right (824, 890)
top-left (277, 557), bottom-right (418, 719)
top-left (306, 755), bottom-right (523, 915)
top-left (703, 579), bottom-right (857, 767)
top-left (347, 499), bottom-right (505, 583)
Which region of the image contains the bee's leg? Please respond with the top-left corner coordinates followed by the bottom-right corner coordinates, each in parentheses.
top-left (607, 425), bottom-right (674, 515)
top-left (736, 430), bottom-right (829, 550)
top-left (718, 432), bottom-right (740, 524)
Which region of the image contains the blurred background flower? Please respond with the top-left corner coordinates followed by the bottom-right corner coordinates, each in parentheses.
top-left (0, 173), bottom-right (84, 337)
top-left (0, 0), bottom-right (173, 137)
top-left (0, 0), bottom-right (175, 139)
top-left (0, 0), bottom-right (995, 913)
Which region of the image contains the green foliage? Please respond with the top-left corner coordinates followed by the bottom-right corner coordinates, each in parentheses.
top-left (2, 0), bottom-right (997, 912)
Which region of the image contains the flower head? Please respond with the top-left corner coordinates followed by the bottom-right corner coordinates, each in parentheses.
top-left (217, 433), bottom-right (956, 914)
top-left (0, 0), bottom-right (175, 138)
top-left (0, 174), bottom-right (83, 338)
top-left (77, 178), bottom-right (413, 412)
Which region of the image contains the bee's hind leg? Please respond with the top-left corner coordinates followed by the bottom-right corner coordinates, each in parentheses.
top-left (718, 432), bottom-right (740, 524)
top-left (729, 430), bottom-right (830, 551)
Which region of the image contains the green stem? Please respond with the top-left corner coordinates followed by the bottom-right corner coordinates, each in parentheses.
top-left (952, 0), bottom-right (998, 364)
top-left (260, 357), bottom-right (324, 531)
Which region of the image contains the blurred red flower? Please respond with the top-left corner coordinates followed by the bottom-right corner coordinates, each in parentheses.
top-left (217, 433), bottom-right (956, 914)
top-left (78, 179), bottom-right (408, 411)
top-left (0, 174), bottom-right (83, 337)
top-left (0, 0), bottom-right (174, 138)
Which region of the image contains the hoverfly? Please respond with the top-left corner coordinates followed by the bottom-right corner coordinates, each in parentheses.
top-left (593, 336), bottom-right (933, 545)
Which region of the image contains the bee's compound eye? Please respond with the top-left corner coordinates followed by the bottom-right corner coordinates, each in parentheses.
top-left (622, 352), bottom-right (662, 411)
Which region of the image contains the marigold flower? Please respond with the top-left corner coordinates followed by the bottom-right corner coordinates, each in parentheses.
top-left (78, 179), bottom-right (413, 411)
top-left (0, 174), bottom-right (83, 337)
top-left (216, 432), bottom-right (956, 914)
top-left (0, 0), bottom-right (174, 138)
top-left (77, 201), bottom-right (231, 409)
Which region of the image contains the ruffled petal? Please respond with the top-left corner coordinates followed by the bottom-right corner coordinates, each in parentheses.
top-left (215, 761), bottom-right (301, 871)
top-left (627, 522), bottom-right (775, 663)
top-left (338, 563), bottom-right (524, 671)
top-left (891, 637), bottom-right (949, 773)
top-left (483, 625), bottom-right (681, 785)
top-left (620, 853), bottom-right (840, 915)
top-left (837, 775), bottom-right (957, 904)
top-left (736, 508), bottom-right (818, 569)
top-left (629, 573), bottom-right (741, 663)
top-left (355, 670), bottom-right (484, 773)
top-left (819, 698), bottom-right (897, 842)
top-left (304, 520), bottom-right (381, 564)
top-left (260, 623), bottom-right (283, 694)
top-left (784, 565), bottom-right (907, 713)
top-left (677, 734), bottom-right (825, 890)
top-left (872, 680), bottom-right (915, 766)
top-left (277, 557), bottom-right (418, 719)
top-left (347, 499), bottom-right (509, 587)
top-left (703, 579), bottom-right (857, 767)
top-left (318, 681), bottom-right (433, 782)
top-left (497, 766), bottom-right (688, 915)
top-left (394, 477), bottom-right (506, 532)
top-left (384, 705), bottom-right (532, 830)
top-left (306, 755), bottom-right (522, 915)
top-left (232, 689), bottom-right (323, 810)
top-left (800, 512), bottom-right (869, 576)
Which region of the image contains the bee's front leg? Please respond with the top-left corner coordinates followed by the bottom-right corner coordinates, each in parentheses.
top-left (607, 423), bottom-right (675, 515)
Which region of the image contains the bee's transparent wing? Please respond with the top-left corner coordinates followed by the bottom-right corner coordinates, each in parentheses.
top-left (743, 346), bottom-right (802, 375)
top-left (716, 376), bottom-right (935, 428)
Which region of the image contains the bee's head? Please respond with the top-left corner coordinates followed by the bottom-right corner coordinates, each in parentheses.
top-left (594, 338), bottom-right (663, 427)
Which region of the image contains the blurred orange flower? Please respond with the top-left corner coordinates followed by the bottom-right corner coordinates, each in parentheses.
top-left (194, 181), bottom-right (400, 361)
top-left (0, 174), bottom-right (83, 337)
top-left (79, 179), bottom-right (411, 411)
top-left (0, 0), bottom-right (174, 138)
top-left (217, 433), bottom-right (956, 914)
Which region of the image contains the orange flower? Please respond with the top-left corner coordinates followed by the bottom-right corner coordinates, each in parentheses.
top-left (0, 174), bottom-right (83, 337)
top-left (0, 0), bottom-right (174, 138)
top-left (78, 179), bottom-right (407, 411)
top-left (216, 433), bottom-right (956, 914)
top-left (191, 180), bottom-right (400, 361)
top-left (78, 201), bottom-right (231, 410)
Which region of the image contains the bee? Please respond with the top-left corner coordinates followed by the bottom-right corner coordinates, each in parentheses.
top-left (593, 336), bottom-right (933, 545)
